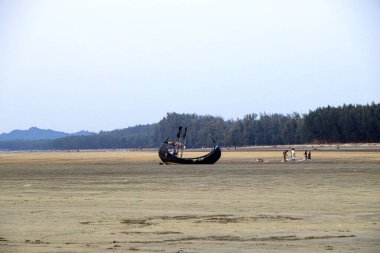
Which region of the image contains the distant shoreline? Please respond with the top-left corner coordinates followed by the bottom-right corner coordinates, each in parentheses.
top-left (1, 143), bottom-right (380, 153)
top-left (220, 143), bottom-right (380, 152)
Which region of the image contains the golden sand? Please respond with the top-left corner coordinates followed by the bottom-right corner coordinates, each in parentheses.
top-left (0, 151), bottom-right (379, 252)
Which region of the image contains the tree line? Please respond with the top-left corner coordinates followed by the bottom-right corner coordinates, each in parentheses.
top-left (0, 103), bottom-right (379, 150)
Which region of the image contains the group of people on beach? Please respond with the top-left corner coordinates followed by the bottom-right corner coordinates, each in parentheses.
top-left (282, 148), bottom-right (311, 162)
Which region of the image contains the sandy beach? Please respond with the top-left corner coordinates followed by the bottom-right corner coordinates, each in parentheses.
top-left (0, 150), bottom-right (379, 252)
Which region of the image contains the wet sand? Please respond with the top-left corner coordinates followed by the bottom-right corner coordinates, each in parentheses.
top-left (0, 150), bottom-right (379, 252)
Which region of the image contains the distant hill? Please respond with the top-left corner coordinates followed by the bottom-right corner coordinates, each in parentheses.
top-left (0, 127), bottom-right (94, 141)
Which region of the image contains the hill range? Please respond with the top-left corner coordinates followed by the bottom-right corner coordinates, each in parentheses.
top-left (0, 127), bottom-right (94, 141)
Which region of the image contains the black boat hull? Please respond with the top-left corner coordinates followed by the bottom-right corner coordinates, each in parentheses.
top-left (158, 142), bottom-right (221, 164)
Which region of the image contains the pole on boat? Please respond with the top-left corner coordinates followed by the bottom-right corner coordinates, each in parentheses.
top-left (175, 126), bottom-right (182, 155)
top-left (180, 127), bottom-right (187, 158)
top-left (176, 126), bottom-right (182, 140)
top-left (211, 137), bottom-right (218, 149)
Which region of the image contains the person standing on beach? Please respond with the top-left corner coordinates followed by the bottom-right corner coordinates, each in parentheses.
top-left (283, 150), bottom-right (288, 162)
top-left (308, 151), bottom-right (311, 160)
top-left (291, 148), bottom-right (296, 161)
top-left (304, 150), bottom-right (308, 161)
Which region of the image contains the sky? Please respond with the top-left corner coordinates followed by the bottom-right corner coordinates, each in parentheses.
top-left (1, 0), bottom-right (379, 133)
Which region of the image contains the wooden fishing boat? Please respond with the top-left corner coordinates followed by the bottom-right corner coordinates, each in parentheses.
top-left (158, 126), bottom-right (221, 164)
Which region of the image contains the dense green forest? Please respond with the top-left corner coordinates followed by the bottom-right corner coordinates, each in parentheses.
top-left (0, 103), bottom-right (379, 150)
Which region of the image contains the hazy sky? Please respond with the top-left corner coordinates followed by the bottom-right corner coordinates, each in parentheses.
top-left (1, 0), bottom-right (379, 133)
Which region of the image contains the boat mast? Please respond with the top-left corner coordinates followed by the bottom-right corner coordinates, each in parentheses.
top-left (175, 126), bottom-right (182, 155)
top-left (180, 127), bottom-right (187, 158)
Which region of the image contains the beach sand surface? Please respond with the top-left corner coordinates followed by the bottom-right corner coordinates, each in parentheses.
top-left (0, 150), bottom-right (379, 252)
